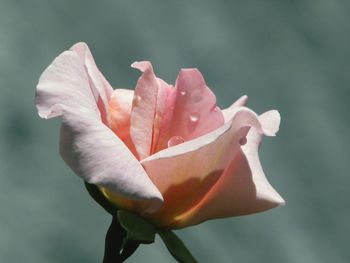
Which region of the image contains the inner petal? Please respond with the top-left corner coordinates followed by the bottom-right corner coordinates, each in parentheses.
top-left (109, 89), bottom-right (134, 141)
top-left (108, 88), bottom-right (138, 157)
top-left (129, 61), bottom-right (173, 159)
top-left (164, 69), bottom-right (224, 145)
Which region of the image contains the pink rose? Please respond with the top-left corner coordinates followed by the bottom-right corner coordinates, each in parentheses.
top-left (36, 43), bottom-right (284, 229)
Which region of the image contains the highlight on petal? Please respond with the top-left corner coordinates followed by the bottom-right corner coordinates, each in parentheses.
top-left (171, 111), bottom-right (284, 228)
top-left (35, 46), bottom-right (163, 210)
top-left (141, 108), bottom-right (262, 227)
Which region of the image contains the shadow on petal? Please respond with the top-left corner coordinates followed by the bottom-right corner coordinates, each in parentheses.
top-left (145, 169), bottom-right (224, 228)
top-left (173, 145), bottom-right (284, 228)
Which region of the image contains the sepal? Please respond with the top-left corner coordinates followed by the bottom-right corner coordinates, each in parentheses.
top-left (158, 229), bottom-right (198, 263)
top-left (117, 210), bottom-right (156, 244)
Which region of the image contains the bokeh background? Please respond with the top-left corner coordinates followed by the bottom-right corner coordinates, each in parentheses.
top-left (1, 0), bottom-right (349, 262)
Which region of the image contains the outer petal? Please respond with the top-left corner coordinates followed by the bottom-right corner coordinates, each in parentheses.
top-left (232, 95), bottom-right (248, 107)
top-left (141, 108), bottom-right (262, 227)
top-left (166, 69), bottom-right (224, 142)
top-left (224, 96), bottom-right (281, 137)
top-left (70, 42), bottom-right (114, 125)
top-left (259, 110), bottom-right (281, 136)
top-left (36, 50), bottom-right (99, 119)
top-left (222, 95), bottom-right (248, 122)
top-left (172, 110), bottom-right (284, 228)
top-left (35, 48), bottom-right (163, 210)
top-left (60, 111), bottom-right (163, 212)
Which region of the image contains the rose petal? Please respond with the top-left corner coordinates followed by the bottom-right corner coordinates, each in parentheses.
top-left (35, 50), bottom-right (98, 119)
top-left (172, 111), bottom-right (284, 228)
top-left (232, 95), bottom-right (248, 107)
top-left (35, 49), bottom-right (163, 210)
top-left (141, 108), bottom-right (262, 226)
top-left (222, 95), bottom-right (249, 122)
top-left (223, 98), bottom-right (280, 136)
top-left (129, 61), bottom-right (159, 159)
top-left (70, 42), bottom-right (114, 125)
top-left (130, 61), bottom-right (172, 159)
top-left (60, 110), bottom-right (163, 212)
top-left (151, 78), bottom-right (173, 153)
top-left (108, 88), bottom-right (139, 157)
top-left (109, 89), bottom-right (134, 141)
top-left (259, 110), bottom-right (281, 136)
top-left (165, 69), bottom-right (224, 143)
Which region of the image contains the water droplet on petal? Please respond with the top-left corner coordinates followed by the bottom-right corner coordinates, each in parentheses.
top-left (168, 136), bottom-right (185, 147)
top-left (211, 105), bottom-right (219, 112)
top-left (189, 112), bottom-right (200, 123)
top-left (239, 137), bottom-right (247, 145)
top-left (180, 91), bottom-right (186, 96)
top-left (191, 90), bottom-right (202, 103)
top-left (132, 95), bottom-right (142, 106)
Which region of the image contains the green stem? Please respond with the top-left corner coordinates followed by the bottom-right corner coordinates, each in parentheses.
top-left (120, 240), bottom-right (140, 261)
top-left (84, 183), bottom-right (150, 262)
top-left (103, 216), bottom-right (126, 263)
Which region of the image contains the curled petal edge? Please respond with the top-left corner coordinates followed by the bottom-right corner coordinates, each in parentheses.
top-left (141, 107), bottom-right (263, 164)
top-left (169, 110), bottom-right (284, 228)
top-left (35, 47), bottom-right (163, 212)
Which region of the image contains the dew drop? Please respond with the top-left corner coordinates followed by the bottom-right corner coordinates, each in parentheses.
top-left (211, 105), bottom-right (219, 112)
top-left (191, 90), bottom-right (202, 103)
top-left (168, 136), bottom-right (185, 147)
top-left (189, 112), bottom-right (200, 123)
top-left (132, 95), bottom-right (142, 106)
top-left (180, 91), bottom-right (186, 96)
top-left (239, 137), bottom-right (247, 145)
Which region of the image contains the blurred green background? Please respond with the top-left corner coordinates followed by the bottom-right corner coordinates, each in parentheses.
top-left (1, 0), bottom-right (349, 262)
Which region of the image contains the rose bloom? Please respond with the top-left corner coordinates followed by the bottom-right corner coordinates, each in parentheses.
top-left (36, 43), bottom-right (284, 229)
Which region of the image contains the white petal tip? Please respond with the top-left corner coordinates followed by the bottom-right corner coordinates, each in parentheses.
top-left (259, 110), bottom-right (281, 136)
top-left (278, 200), bottom-right (286, 207)
top-left (70, 42), bottom-right (88, 50)
top-left (131, 61), bottom-right (152, 72)
top-left (233, 95), bottom-right (249, 107)
top-left (272, 192), bottom-right (286, 207)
